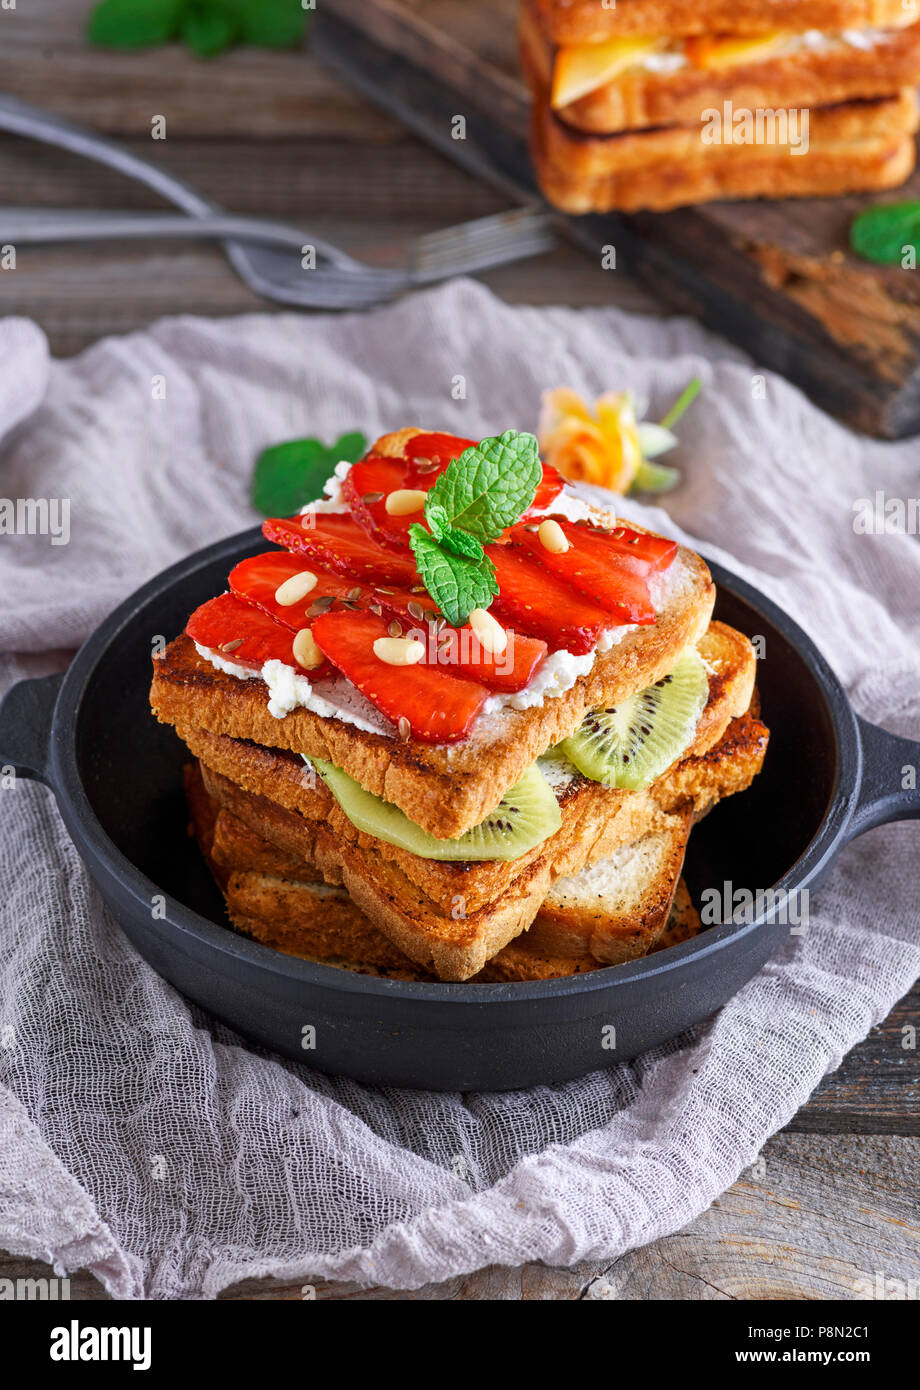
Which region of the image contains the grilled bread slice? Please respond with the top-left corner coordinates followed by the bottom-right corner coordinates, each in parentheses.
top-left (529, 0), bottom-right (918, 44)
top-left (532, 116), bottom-right (915, 212)
top-left (179, 621), bottom-right (760, 918)
top-left (533, 88), bottom-right (919, 182)
top-left (521, 0), bottom-right (920, 133)
top-left (525, 807), bottom-right (693, 963)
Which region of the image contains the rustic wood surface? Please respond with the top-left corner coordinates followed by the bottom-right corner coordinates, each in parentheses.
top-left (0, 0), bottom-right (916, 1301)
top-left (312, 0), bottom-right (920, 436)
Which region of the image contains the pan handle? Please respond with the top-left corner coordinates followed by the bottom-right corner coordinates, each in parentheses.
top-left (848, 713), bottom-right (920, 842)
top-left (0, 673), bottom-right (63, 787)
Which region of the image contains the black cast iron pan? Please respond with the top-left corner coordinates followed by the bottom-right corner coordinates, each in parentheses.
top-left (2, 526), bottom-right (918, 1091)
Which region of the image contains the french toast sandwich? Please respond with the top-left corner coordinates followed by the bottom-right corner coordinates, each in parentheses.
top-left (151, 427), bottom-right (769, 983)
top-left (521, 0), bottom-right (920, 211)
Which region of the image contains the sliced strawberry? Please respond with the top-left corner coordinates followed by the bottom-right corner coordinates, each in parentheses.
top-left (403, 431), bottom-right (476, 479)
top-left (486, 545), bottom-right (614, 655)
top-left (361, 587), bottom-right (547, 693)
top-left (433, 626), bottom-right (548, 693)
top-left (565, 521), bottom-right (678, 573)
top-left (262, 513), bottom-right (417, 587)
top-left (228, 552), bottom-right (371, 630)
top-left (186, 592), bottom-right (331, 679)
top-left (511, 521), bottom-right (656, 625)
top-left (343, 456), bottom-right (428, 550)
top-left (526, 462), bottom-right (565, 515)
top-left (311, 610), bottom-right (489, 744)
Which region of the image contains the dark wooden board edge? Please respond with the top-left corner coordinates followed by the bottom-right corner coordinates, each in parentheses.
top-left (313, 1), bottom-right (920, 439)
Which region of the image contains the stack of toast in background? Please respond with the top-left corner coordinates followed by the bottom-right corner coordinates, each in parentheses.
top-left (521, 0), bottom-right (920, 211)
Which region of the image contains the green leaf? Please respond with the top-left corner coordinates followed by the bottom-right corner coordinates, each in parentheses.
top-left (182, 4), bottom-right (238, 56)
top-left (850, 200), bottom-right (920, 266)
top-left (227, 0), bottom-right (308, 47)
top-left (424, 430), bottom-right (541, 544)
top-left (251, 431), bottom-right (367, 516)
top-left (329, 431), bottom-right (367, 467)
top-left (88, 0), bottom-right (184, 48)
top-left (408, 526), bottom-right (498, 629)
top-left (439, 525), bottom-right (484, 562)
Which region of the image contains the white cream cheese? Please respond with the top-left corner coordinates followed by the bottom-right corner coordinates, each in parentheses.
top-left (299, 458), bottom-right (353, 515)
top-left (633, 26), bottom-right (891, 73)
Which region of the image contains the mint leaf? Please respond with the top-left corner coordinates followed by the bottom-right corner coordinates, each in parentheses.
top-left (409, 526), bottom-right (498, 629)
top-left (425, 430), bottom-right (541, 544)
top-left (439, 526), bottom-right (484, 562)
top-left (850, 201), bottom-right (920, 266)
top-left (182, 4), bottom-right (238, 56)
top-left (227, 0), bottom-right (307, 46)
top-left (88, 0), bottom-right (184, 47)
top-left (252, 431), bottom-right (366, 516)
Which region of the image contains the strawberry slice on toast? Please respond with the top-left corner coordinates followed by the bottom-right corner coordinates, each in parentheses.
top-left (262, 513), bottom-right (417, 587)
top-left (486, 544), bottom-right (614, 654)
top-left (512, 521), bottom-right (659, 625)
top-left (186, 592), bottom-right (332, 680)
top-left (311, 610), bottom-right (489, 744)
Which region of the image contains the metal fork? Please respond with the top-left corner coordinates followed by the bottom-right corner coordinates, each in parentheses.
top-left (0, 94), bottom-right (556, 310)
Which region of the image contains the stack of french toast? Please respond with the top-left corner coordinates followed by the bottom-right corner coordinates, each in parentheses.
top-left (521, 0), bottom-right (920, 211)
top-left (150, 428), bottom-right (768, 983)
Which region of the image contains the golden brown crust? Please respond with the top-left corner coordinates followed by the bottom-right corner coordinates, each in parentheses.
top-left (533, 124), bottom-right (916, 212)
top-left (533, 88), bottom-right (919, 181)
top-left (150, 554), bottom-right (715, 841)
top-left (521, 1), bottom-right (920, 133)
top-left (530, 0), bottom-right (918, 43)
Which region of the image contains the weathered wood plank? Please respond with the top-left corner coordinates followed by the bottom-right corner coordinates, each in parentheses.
top-left (1, 1133), bottom-right (915, 1299)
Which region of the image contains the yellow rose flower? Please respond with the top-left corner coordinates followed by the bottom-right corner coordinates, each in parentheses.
top-left (538, 387), bottom-right (642, 494)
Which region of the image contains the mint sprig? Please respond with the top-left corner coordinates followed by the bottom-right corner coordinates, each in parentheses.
top-left (408, 430), bottom-right (539, 627)
top-left (425, 430), bottom-right (541, 543)
top-left (409, 528), bottom-right (498, 629)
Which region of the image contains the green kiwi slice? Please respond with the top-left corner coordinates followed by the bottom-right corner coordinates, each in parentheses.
top-left (559, 647), bottom-right (709, 790)
top-left (308, 757), bottom-right (562, 861)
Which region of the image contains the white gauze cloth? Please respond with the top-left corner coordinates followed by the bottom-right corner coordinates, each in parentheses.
top-left (0, 280), bottom-right (917, 1299)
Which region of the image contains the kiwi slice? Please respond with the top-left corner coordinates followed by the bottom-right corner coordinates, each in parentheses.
top-left (308, 757), bottom-right (562, 862)
top-left (559, 647), bottom-right (709, 790)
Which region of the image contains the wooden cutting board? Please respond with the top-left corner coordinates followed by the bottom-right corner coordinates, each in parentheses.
top-left (313, 0), bottom-right (920, 439)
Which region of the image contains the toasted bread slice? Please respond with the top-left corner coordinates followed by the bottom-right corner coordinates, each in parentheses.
top-left (525, 807), bottom-right (693, 964)
top-left (151, 462), bottom-right (715, 840)
top-left (533, 88), bottom-right (918, 182)
top-left (529, 0), bottom-right (918, 44)
top-left (180, 621), bottom-right (760, 918)
top-left (521, 0), bottom-right (920, 133)
top-left (532, 120), bottom-right (915, 212)
top-left (186, 764), bottom-right (703, 982)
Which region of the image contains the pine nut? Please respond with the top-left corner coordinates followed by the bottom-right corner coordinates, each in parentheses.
top-left (274, 570), bottom-right (318, 606)
top-left (538, 519), bottom-right (569, 554)
top-left (384, 489), bottom-right (427, 516)
top-left (373, 636), bottom-right (426, 666)
top-left (468, 607), bottom-right (507, 656)
top-left (292, 627), bottom-right (324, 670)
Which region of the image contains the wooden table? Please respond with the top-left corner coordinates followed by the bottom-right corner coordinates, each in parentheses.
top-left (0, 1), bottom-right (917, 1300)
